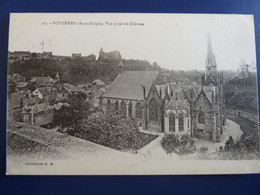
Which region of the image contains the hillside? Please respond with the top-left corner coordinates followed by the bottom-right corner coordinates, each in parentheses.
top-left (8, 54), bottom-right (206, 85)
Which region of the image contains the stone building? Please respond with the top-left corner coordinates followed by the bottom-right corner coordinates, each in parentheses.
top-left (98, 47), bottom-right (122, 63)
top-left (100, 71), bottom-right (160, 127)
top-left (100, 36), bottom-right (226, 142)
top-left (21, 103), bottom-right (54, 126)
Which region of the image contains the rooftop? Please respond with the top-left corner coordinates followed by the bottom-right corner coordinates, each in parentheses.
top-left (102, 71), bottom-right (159, 100)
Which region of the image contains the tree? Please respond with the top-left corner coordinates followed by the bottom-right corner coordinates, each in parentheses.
top-left (161, 133), bottom-right (196, 155)
top-left (79, 111), bottom-right (144, 151)
top-left (218, 135), bottom-right (259, 160)
top-left (237, 59), bottom-right (256, 87)
top-left (52, 93), bottom-right (94, 135)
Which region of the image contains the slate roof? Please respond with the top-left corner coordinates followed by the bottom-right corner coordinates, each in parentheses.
top-left (63, 83), bottom-right (79, 93)
top-left (36, 87), bottom-right (52, 96)
top-left (16, 82), bottom-right (28, 88)
top-left (30, 76), bottom-right (55, 86)
top-left (102, 71), bottom-right (159, 100)
top-left (200, 86), bottom-right (217, 104)
top-left (24, 103), bottom-right (52, 113)
top-left (92, 79), bottom-right (105, 86)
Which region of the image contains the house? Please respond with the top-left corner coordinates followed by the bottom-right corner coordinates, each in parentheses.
top-left (82, 90), bottom-right (95, 105)
top-left (13, 51), bottom-right (31, 61)
top-left (21, 103), bottom-right (54, 126)
top-left (16, 82), bottom-right (29, 92)
top-left (63, 83), bottom-right (79, 94)
top-left (12, 74), bottom-right (26, 83)
top-left (77, 84), bottom-right (89, 91)
top-left (56, 87), bottom-right (70, 101)
top-left (8, 92), bottom-right (24, 122)
top-left (30, 76), bottom-right (56, 87)
top-left (100, 36), bottom-right (226, 143)
top-left (7, 75), bottom-right (16, 95)
top-left (33, 87), bottom-right (57, 103)
top-left (72, 53), bottom-right (81, 59)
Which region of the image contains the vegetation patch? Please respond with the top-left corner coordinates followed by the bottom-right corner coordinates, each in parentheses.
top-left (74, 112), bottom-right (158, 151)
top-left (217, 136), bottom-right (260, 160)
top-left (161, 133), bottom-right (196, 155)
top-left (53, 94), bottom-right (157, 152)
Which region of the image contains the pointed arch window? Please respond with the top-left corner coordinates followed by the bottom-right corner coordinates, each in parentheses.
top-left (106, 99), bottom-right (112, 111)
top-left (149, 98), bottom-right (158, 122)
top-left (169, 113), bottom-right (175, 132)
top-left (135, 102), bottom-right (142, 119)
top-left (179, 113), bottom-right (184, 132)
top-left (115, 100), bottom-right (119, 114)
top-left (128, 101), bottom-right (132, 118)
top-left (120, 101), bottom-right (127, 117)
top-left (198, 111), bottom-right (205, 124)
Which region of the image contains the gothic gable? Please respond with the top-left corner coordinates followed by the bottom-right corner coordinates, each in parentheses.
top-left (146, 82), bottom-right (162, 106)
top-left (194, 89), bottom-right (212, 113)
top-left (205, 74), bottom-right (217, 86)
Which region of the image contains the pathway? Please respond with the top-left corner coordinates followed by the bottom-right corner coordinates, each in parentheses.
top-left (194, 119), bottom-right (243, 152)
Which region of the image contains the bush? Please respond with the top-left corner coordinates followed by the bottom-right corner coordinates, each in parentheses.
top-left (161, 133), bottom-right (196, 155)
top-left (218, 136), bottom-right (260, 160)
top-left (198, 146), bottom-right (209, 154)
top-left (76, 112), bottom-right (157, 151)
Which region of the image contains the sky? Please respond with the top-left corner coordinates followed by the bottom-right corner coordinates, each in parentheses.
top-left (9, 13), bottom-right (257, 71)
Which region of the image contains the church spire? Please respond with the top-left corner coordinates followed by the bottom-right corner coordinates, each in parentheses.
top-left (206, 34), bottom-right (217, 68)
top-left (205, 33), bottom-right (218, 86)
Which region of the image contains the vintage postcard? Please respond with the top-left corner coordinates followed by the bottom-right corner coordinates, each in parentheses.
top-left (6, 13), bottom-right (260, 175)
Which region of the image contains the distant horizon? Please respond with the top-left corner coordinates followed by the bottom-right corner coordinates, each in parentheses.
top-left (8, 49), bottom-right (243, 73)
top-left (9, 13), bottom-right (257, 71)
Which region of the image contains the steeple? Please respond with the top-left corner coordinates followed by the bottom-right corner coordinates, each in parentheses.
top-left (206, 34), bottom-right (217, 68)
top-left (205, 34), bottom-right (218, 86)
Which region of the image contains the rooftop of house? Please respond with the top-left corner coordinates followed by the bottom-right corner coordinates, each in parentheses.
top-left (63, 83), bottom-right (79, 92)
top-left (30, 76), bottom-right (57, 86)
top-left (16, 82), bottom-right (28, 88)
top-left (34, 87), bottom-right (52, 95)
top-left (23, 103), bottom-right (52, 113)
top-left (92, 79), bottom-right (105, 86)
top-left (155, 83), bottom-right (217, 106)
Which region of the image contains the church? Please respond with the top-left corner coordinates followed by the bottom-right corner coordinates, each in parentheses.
top-left (99, 37), bottom-right (226, 143)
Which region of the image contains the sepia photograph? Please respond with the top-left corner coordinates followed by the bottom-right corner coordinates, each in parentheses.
top-left (6, 13), bottom-right (260, 175)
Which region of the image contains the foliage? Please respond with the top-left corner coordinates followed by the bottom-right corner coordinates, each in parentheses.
top-left (198, 146), bottom-right (208, 153)
top-left (53, 94), bottom-right (157, 151)
top-left (161, 133), bottom-right (196, 155)
top-left (225, 88), bottom-right (258, 114)
top-left (52, 93), bottom-right (95, 135)
top-left (8, 58), bottom-right (155, 84)
top-left (76, 112), bottom-right (157, 151)
top-left (218, 136), bottom-right (260, 160)
top-left (9, 57), bottom-right (208, 85)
